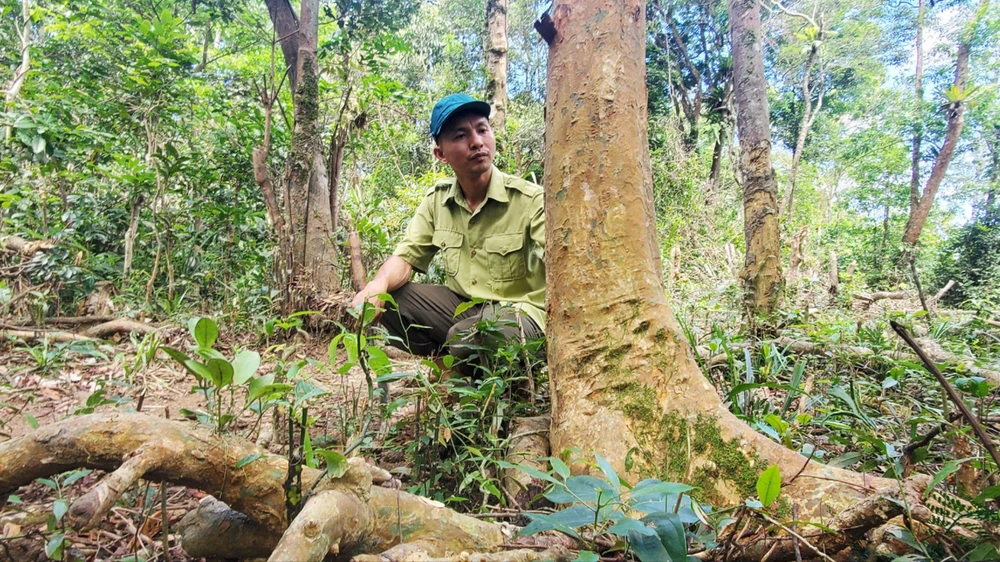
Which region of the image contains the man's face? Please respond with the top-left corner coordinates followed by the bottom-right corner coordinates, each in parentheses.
top-left (433, 113), bottom-right (496, 177)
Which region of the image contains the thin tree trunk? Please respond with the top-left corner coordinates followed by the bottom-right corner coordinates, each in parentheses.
top-left (542, 0), bottom-right (887, 521)
top-left (486, 0), bottom-right (509, 130)
top-left (781, 45), bottom-right (824, 221)
top-left (901, 41), bottom-right (969, 246)
top-left (909, 0), bottom-right (925, 214)
top-left (3, 0), bottom-right (30, 141)
top-left (285, 0), bottom-right (338, 309)
top-left (729, 0), bottom-right (783, 317)
top-left (122, 195), bottom-right (144, 282)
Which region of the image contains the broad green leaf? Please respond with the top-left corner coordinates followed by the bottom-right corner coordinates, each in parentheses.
top-left (160, 346), bottom-right (191, 365)
top-left (974, 485), bottom-right (1000, 505)
top-left (968, 542), bottom-right (999, 562)
top-left (547, 456), bottom-right (571, 480)
top-left (642, 511), bottom-right (687, 561)
top-left (327, 334), bottom-right (344, 365)
top-left (23, 413), bottom-right (38, 429)
top-left (206, 358), bottom-right (234, 388)
top-left (317, 450), bottom-right (349, 479)
top-left (232, 349), bottom-right (261, 385)
top-left (45, 534), bottom-right (65, 558)
top-left (188, 317), bottom-right (219, 349)
top-left (631, 479), bottom-right (695, 499)
top-left (52, 498), bottom-right (68, 522)
top-left (293, 379), bottom-right (329, 407)
top-left (545, 475), bottom-right (618, 504)
top-left (607, 517), bottom-right (653, 536)
top-left (756, 465), bottom-right (781, 508)
top-left (594, 452), bottom-right (620, 491)
top-left (367, 347), bottom-right (392, 375)
top-left (236, 454), bottom-right (264, 469)
top-left (510, 462), bottom-right (559, 485)
top-left (573, 551), bottom-right (600, 562)
top-left (628, 527), bottom-right (671, 562)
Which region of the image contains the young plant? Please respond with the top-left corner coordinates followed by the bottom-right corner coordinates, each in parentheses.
top-left (512, 452), bottom-right (712, 562)
top-left (161, 317), bottom-right (271, 433)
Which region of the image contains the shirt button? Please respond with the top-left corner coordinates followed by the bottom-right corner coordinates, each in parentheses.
top-left (471, 279), bottom-right (477, 285)
top-left (471, 249), bottom-right (477, 257)
top-left (441, 242), bottom-right (447, 248)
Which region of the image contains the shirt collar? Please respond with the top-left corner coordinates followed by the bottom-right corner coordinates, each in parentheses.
top-left (444, 165), bottom-right (509, 208)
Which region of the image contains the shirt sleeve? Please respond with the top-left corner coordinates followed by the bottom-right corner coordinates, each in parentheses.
top-left (392, 194), bottom-right (437, 273)
top-left (528, 191), bottom-right (545, 268)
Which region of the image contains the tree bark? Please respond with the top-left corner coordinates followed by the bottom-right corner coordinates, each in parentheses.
top-left (542, 0), bottom-right (885, 521)
top-left (3, 0), bottom-right (30, 142)
top-left (729, 0), bottom-right (783, 316)
top-left (909, 0), bottom-right (925, 215)
top-left (283, 0), bottom-right (339, 309)
top-left (486, 0), bottom-right (509, 130)
top-left (901, 40), bottom-right (970, 246)
top-left (263, 0), bottom-right (300, 91)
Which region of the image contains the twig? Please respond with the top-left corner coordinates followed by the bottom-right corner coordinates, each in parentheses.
top-left (891, 321), bottom-right (1000, 472)
top-left (754, 509), bottom-right (836, 562)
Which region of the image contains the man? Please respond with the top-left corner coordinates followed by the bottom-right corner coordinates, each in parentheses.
top-left (349, 93), bottom-right (545, 375)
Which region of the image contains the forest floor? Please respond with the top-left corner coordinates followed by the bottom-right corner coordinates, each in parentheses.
top-left (1, 295), bottom-right (998, 561)
top-left (0, 327), bottom-right (427, 562)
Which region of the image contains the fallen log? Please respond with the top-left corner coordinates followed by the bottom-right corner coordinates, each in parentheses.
top-left (0, 413), bottom-right (505, 561)
top-left (501, 416), bottom-right (551, 509)
top-left (1, 235), bottom-right (55, 257)
top-left (0, 319), bottom-right (157, 343)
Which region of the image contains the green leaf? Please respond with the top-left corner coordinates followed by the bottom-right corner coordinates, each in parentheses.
top-left (367, 347), bottom-right (392, 376)
top-left (30, 136), bottom-right (46, 154)
top-left (317, 450), bottom-right (349, 479)
top-left (607, 517), bottom-right (652, 536)
top-left (453, 298), bottom-right (483, 317)
top-left (7, 494), bottom-right (22, 504)
top-left (642, 511), bottom-right (687, 561)
top-left (160, 346), bottom-right (191, 364)
top-left (23, 413), bottom-right (38, 429)
top-left (924, 460), bottom-right (962, 499)
top-left (756, 465), bottom-right (781, 508)
top-left (206, 358), bottom-right (234, 388)
top-left (628, 527), bottom-right (671, 562)
top-left (327, 334), bottom-right (344, 365)
top-left (968, 542), bottom-right (999, 562)
top-left (547, 457), bottom-right (571, 480)
top-left (573, 551), bottom-right (600, 562)
top-left (45, 534), bottom-right (65, 558)
top-left (293, 379), bottom-right (329, 408)
top-left (510, 462), bottom-right (560, 485)
top-left (973, 485), bottom-right (1000, 505)
top-left (631, 479), bottom-right (695, 498)
top-left (235, 454), bottom-right (264, 469)
top-left (545, 475), bottom-right (618, 504)
top-left (232, 349), bottom-right (261, 386)
top-left (594, 452), bottom-right (620, 491)
top-left (189, 317), bottom-right (219, 349)
top-left (62, 469), bottom-right (91, 486)
top-left (52, 498), bottom-right (68, 522)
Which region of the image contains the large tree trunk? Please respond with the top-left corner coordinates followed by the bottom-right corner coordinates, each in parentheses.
top-left (543, 0), bottom-right (890, 520)
top-left (486, 0), bottom-right (509, 130)
top-left (901, 40), bottom-right (970, 246)
top-left (729, 0), bottom-right (783, 317)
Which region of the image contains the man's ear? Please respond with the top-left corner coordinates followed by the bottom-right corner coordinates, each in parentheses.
top-left (433, 144), bottom-right (447, 164)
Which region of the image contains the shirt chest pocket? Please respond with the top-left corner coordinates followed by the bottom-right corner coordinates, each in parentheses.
top-left (484, 233), bottom-right (526, 282)
top-left (433, 230), bottom-right (464, 277)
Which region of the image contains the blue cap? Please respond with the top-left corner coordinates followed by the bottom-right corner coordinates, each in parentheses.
top-left (429, 93), bottom-right (491, 137)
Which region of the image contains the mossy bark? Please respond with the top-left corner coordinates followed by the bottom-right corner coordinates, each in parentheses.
top-left (542, 0), bottom-right (893, 520)
top-left (287, 0), bottom-right (338, 310)
top-left (728, 0), bottom-right (783, 317)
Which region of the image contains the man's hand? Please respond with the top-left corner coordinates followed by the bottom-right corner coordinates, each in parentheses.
top-left (349, 281), bottom-right (388, 326)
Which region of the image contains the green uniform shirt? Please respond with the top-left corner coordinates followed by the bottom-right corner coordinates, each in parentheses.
top-left (393, 165), bottom-right (546, 332)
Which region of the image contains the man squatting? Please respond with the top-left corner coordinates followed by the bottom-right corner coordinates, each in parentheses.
top-left (349, 93), bottom-right (546, 376)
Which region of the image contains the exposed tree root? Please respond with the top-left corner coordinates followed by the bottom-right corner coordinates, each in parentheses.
top-left (729, 477), bottom-right (930, 562)
top-left (502, 416), bottom-right (551, 509)
top-left (0, 414), bottom-right (505, 560)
